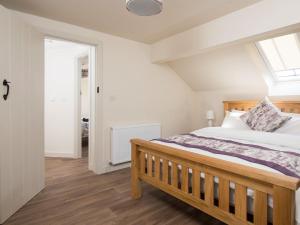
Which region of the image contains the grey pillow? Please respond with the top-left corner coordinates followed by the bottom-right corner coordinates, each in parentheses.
top-left (240, 98), bottom-right (291, 132)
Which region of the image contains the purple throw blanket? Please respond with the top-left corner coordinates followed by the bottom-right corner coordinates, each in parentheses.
top-left (154, 133), bottom-right (300, 179)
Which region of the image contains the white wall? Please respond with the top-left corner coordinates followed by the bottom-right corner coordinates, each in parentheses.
top-left (193, 89), bottom-right (267, 129)
top-left (44, 39), bottom-right (90, 157)
top-left (2, 2), bottom-right (300, 223)
top-left (14, 11), bottom-right (196, 173)
top-left (169, 43), bottom-right (268, 91)
top-left (170, 43), bottom-right (300, 129)
top-left (169, 43), bottom-right (269, 129)
top-left (101, 33), bottom-right (196, 172)
top-left (13, 5), bottom-right (300, 175)
top-left (193, 89), bottom-right (300, 129)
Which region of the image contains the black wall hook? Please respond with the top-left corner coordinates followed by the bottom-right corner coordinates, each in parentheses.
top-left (3, 79), bottom-right (11, 101)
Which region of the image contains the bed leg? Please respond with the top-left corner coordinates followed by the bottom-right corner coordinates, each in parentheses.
top-left (131, 142), bottom-right (142, 199)
top-left (273, 186), bottom-right (295, 225)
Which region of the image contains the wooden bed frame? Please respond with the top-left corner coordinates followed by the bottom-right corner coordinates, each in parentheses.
top-left (131, 100), bottom-right (300, 225)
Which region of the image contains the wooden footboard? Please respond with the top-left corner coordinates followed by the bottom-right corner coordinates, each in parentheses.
top-left (131, 139), bottom-right (300, 225)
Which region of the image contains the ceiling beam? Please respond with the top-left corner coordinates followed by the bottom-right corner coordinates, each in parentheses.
top-left (151, 0), bottom-right (300, 63)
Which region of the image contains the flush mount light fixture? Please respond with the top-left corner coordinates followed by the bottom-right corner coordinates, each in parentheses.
top-left (126, 0), bottom-right (163, 16)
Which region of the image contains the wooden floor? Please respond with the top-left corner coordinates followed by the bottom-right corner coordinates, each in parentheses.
top-left (4, 156), bottom-right (225, 225)
top-left (82, 145), bottom-right (88, 158)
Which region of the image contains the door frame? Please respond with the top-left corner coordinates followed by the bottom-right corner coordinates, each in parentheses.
top-left (75, 52), bottom-right (90, 159)
top-left (41, 31), bottom-right (103, 174)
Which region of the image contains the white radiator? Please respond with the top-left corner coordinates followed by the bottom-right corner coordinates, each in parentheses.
top-left (110, 123), bottom-right (161, 165)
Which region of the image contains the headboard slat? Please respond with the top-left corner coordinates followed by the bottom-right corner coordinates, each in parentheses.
top-left (223, 101), bottom-right (300, 114)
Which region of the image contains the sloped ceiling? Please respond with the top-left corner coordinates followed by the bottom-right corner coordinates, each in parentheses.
top-left (168, 43), bottom-right (268, 92)
top-left (0, 0), bottom-right (261, 43)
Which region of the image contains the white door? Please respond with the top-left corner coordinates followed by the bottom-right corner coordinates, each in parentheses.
top-left (0, 7), bottom-right (45, 224)
top-left (0, 5), bottom-right (12, 223)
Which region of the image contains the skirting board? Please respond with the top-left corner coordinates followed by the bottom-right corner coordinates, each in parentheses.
top-left (45, 152), bottom-right (77, 158)
top-left (104, 162), bottom-right (131, 174)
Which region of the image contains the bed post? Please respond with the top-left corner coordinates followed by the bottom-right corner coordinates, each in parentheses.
top-left (131, 142), bottom-right (142, 199)
top-left (273, 186), bottom-right (295, 225)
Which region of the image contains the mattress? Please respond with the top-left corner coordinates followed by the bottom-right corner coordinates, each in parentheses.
top-left (151, 127), bottom-right (300, 223)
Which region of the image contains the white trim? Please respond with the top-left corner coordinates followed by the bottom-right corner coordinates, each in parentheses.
top-left (75, 55), bottom-right (82, 159)
top-left (45, 152), bottom-right (76, 158)
top-left (256, 41), bottom-right (300, 96)
top-left (255, 42), bottom-right (279, 82)
top-left (89, 45), bottom-right (103, 173)
top-left (256, 35), bottom-right (300, 82)
top-left (104, 163), bottom-right (131, 173)
top-left (269, 81), bottom-right (300, 96)
top-left (111, 123), bottom-right (160, 130)
top-left (75, 52), bottom-right (89, 159)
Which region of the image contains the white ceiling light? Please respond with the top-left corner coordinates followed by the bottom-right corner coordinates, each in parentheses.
top-left (126, 0), bottom-right (163, 16)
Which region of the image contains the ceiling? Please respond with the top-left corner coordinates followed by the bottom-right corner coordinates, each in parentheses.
top-left (0, 0), bottom-right (261, 43)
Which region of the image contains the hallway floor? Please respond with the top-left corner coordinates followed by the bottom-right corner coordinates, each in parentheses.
top-left (3, 157), bottom-right (224, 225)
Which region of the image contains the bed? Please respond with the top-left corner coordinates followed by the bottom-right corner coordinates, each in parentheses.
top-left (131, 100), bottom-right (300, 225)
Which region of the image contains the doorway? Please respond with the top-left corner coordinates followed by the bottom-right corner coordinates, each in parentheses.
top-left (44, 38), bottom-right (95, 168)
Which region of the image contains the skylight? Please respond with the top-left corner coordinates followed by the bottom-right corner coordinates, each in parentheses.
top-left (256, 33), bottom-right (300, 81)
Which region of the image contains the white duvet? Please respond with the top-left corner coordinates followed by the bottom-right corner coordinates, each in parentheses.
top-left (153, 127), bottom-right (300, 223)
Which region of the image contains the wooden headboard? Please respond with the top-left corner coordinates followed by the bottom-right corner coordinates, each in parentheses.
top-left (223, 100), bottom-right (300, 114)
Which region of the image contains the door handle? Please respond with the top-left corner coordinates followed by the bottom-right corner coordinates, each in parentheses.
top-left (3, 79), bottom-right (11, 101)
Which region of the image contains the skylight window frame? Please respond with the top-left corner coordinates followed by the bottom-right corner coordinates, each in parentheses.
top-left (255, 34), bottom-right (300, 82)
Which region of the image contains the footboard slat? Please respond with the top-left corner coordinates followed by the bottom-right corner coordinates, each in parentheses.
top-left (235, 183), bottom-right (247, 220)
top-left (205, 173), bottom-right (214, 206)
top-left (172, 162), bottom-right (178, 188)
top-left (147, 153), bottom-right (153, 177)
top-left (140, 152), bottom-right (146, 174)
top-left (219, 178), bottom-right (230, 212)
top-left (131, 139), bottom-right (300, 225)
top-left (155, 156), bottom-right (160, 180)
top-left (181, 165), bottom-right (189, 193)
top-left (163, 159), bottom-right (169, 184)
top-left (192, 169), bottom-right (200, 198)
top-left (254, 191), bottom-right (267, 225)
top-left (273, 186), bottom-right (295, 225)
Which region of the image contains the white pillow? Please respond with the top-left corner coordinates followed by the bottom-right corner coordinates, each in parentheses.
top-left (222, 110), bottom-right (251, 130)
top-left (275, 113), bottom-right (300, 135)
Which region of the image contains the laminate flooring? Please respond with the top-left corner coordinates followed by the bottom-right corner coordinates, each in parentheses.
top-left (4, 157), bottom-right (225, 225)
